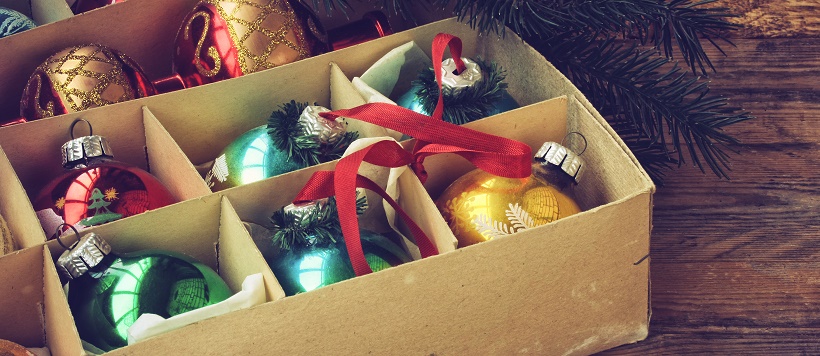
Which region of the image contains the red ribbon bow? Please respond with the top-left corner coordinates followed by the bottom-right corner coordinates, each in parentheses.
top-left (295, 33), bottom-right (533, 276)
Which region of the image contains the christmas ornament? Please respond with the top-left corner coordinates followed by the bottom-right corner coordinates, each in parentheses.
top-left (69, 0), bottom-right (124, 14)
top-left (328, 11), bottom-right (391, 51)
top-left (205, 101), bottom-right (357, 191)
top-left (32, 119), bottom-right (176, 240)
top-left (396, 57), bottom-right (519, 125)
top-left (154, 0), bottom-right (328, 92)
top-left (57, 230), bottom-right (232, 351)
top-left (0, 339), bottom-right (34, 356)
top-left (0, 212), bottom-right (15, 256)
top-left (19, 44), bottom-right (155, 122)
top-left (267, 197), bottom-right (411, 296)
top-left (436, 137), bottom-right (586, 247)
top-left (0, 7), bottom-right (36, 38)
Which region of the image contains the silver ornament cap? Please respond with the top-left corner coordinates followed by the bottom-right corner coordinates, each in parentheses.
top-left (534, 141), bottom-right (585, 183)
top-left (298, 105), bottom-right (346, 145)
top-left (57, 232), bottom-right (113, 279)
top-left (62, 135), bottom-right (114, 169)
top-left (441, 57), bottom-right (483, 89)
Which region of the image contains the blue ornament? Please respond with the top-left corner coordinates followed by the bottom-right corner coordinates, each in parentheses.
top-left (0, 7), bottom-right (36, 39)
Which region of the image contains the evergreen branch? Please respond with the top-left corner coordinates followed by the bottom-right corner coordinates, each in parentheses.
top-left (535, 34), bottom-right (752, 178)
top-left (320, 131), bottom-right (359, 162)
top-left (267, 100), bottom-right (318, 167)
top-left (269, 193), bottom-right (369, 251)
top-left (414, 57), bottom-right (508, 125)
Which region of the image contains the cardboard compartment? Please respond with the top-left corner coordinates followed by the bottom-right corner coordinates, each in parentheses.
top-left (0, 0), bottom-right (72, 27)
top-left (0, 245), bottom-right (84, 355)
top-left (0, 146), bottom-right (45, 250)
top-left (0, 105), bottom-right (209, 238)
top-left (44, 194), bottom-right (283, 352)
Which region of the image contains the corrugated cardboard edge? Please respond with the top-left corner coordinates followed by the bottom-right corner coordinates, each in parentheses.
top-left (42, 245), bottom-right (85, 356)
top-left (0, 145), bottom-right (46, 249)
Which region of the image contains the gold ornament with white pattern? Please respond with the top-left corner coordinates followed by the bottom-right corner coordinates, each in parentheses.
top-left (436, 136), bottom-right (587, 247)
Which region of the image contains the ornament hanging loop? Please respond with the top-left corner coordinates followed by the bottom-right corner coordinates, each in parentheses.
top-left (561, 131), bottom-right (588, 156)
top-left (55, 223), bottom-right (81, 250)
top-left (69, 118), bottom-right (93, 139)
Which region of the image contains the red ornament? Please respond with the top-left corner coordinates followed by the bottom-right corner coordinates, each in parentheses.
top-left (33, 120), bottom-right (176, 240)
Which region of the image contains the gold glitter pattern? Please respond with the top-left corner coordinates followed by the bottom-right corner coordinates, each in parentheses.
top-left (26, 74), bottom-right (56, 118)
top-left (204, 0), bottom-right (310, 74)
top-left (185, 11), bottom-right (223, 77)
top-left (34, 44), bottom-right (138, 113)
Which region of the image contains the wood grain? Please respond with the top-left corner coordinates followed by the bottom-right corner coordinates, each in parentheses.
top-left (718, 0), bottom-right (820, 38)
top-left (600, 38), bottom-right (820, 354)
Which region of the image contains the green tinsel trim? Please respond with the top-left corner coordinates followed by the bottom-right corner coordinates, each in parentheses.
top-left (414, 57), bottom-right (509, 125)
top-left (269, 192), bottom-right (369, 251)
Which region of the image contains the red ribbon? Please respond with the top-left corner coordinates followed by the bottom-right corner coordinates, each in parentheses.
top-left (301, 33), bottom-right (533, 276)
top-left (293, 140), bottom-right (439, 276)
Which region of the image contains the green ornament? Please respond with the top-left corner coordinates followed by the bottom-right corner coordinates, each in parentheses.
top-left (396, 57), bottom-right (519, 125)
top-left (267, 197), bottom-right (411, 296)
top-left (205, 101), bottom-right (359, 191)
top-left (58, 233), bottom-right (232, 351)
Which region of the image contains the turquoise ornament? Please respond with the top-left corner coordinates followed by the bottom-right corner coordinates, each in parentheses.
top-left (0, 7), bottom-right (36, 38)
top-left (58, 232), bottom-right (232, 351)
top-left (205, 101), bottom-right (356, 191)
top-left (396, 57), bottom-right (519, 125)
top-left (267, 199), bottom-right (412, 296)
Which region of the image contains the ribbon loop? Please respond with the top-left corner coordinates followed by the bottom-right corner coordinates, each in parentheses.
top-left (293, 140), bottom-right (438, 276)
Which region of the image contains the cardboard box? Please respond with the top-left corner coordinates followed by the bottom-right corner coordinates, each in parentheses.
top-left (0, 17), bottom-right (655, 355)
top-left (0, 245), bottom-right (84, 355)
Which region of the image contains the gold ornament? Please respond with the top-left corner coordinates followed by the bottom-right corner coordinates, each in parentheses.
top-left (204, 0), bottom-right (311, 74)
top-left (20, 44), bottom-right (153, 120)
top-left (437, 138), bottom-right (587, 248)
top-left (0, 213), bottom-right (15, 256)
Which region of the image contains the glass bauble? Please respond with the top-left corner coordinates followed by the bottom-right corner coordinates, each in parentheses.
top-left (34, 162), bottom-right (176, 240)
top-left (267, 230), bottom-right (411, 296)
top-left (436, 164), bottom-right (582, 248)
top-left (0, 7), bottom-right (36, 39)
top-left (171, 0), bottom-right (327, 89)
top-left (205, 125), bottom-right (302, 191)
top-left (60, 234), bottom-right (231, 351)
top-left (19, 44), bottom-right (155, 121)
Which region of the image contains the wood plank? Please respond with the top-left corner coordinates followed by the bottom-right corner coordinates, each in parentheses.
top-left (600, 37), bottom-right (820, 353)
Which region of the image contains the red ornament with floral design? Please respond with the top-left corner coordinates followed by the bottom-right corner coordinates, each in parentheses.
top-left (33, 120), bottom-right (176, 240)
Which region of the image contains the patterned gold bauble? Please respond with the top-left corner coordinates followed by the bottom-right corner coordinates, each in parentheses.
top-left (437, 167), bottom-right (581, 247)
top-left (437, 140), bottom-right (587, 247)
top-left (20, 44), bottom-right (155, 121)
top-left (0, 212), bottom-right (15, 256)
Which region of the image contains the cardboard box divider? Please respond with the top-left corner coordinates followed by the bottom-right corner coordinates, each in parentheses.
top-left (0, 245), bottom-right (84, 355)
top-left (0, 145), bottom-right (46, 249)
top-left (0, 103), bottom-right (210, 217)
top-left (0, 0), bottom-right (72, 27)
top-left (0, 18), bottom-right (656, 355)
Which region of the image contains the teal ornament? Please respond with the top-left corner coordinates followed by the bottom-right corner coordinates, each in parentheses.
top-left (205, 101), bottom-right (357, 191)
top-left (58, 232), bottom-right (231, 351)
top-left (0, 7), bottom-right (36, 38)
top-left (396, 57), bottom-right (519, 125)
top-left (267, 198), bottom-right (412, 296)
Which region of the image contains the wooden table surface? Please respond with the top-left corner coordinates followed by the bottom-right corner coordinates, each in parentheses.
top-left (600, 34), bottom-right (820, 354)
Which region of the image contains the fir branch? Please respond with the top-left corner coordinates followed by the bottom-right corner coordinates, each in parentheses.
top-left (267, 100), bottom-right (318, 167)
top-left (414, 57), bottom-right (508, 125)
top-left (320, 131), bottom-right (359, 162)
top-left (269, 194), bottom-right (369, 250)
top-left (535, 34), bottom-right (751, 178)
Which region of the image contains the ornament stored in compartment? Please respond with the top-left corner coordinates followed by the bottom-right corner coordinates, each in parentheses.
top-left (436, 135), bottom-right (587, 247)
top-left (396, 56), bottom-right (519, 124)
top-left (267, 197), bottom-right (412, 296)
top-left (0, 212), bottom-right (15, 256)
top-left (33, 119), bottom-right (176, 240)
top-left (56, 229), bottom-right (232, 351)
top-left (19, 44), bottom-right (155, 122)
top-left (0, 7), bottom-right (36, 39)
top-left (205, 101), bottom-right (357, 191)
